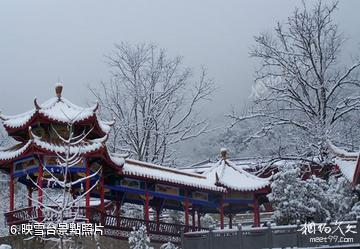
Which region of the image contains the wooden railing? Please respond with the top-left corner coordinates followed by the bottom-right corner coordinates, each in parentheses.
top-left (5, 206), bottom-right (206, 243)
top-left (5, 206), bottom-right (87, 226)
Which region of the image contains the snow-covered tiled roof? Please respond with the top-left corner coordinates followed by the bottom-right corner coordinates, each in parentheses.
top-left (0, 135), bottom-right (107, 162)
top-left (327, 140), bottom-right (359, 159)
top-left (0, 97), bottom-right (97, 128)
top-left (0, 93), bottom-right (113, 135)
top-left (327, 140), bottom-right (360, 184)
top-left (0, 140), bottom-right (32, 161)
top-left (335, 157), bottom-right (358, 182)
top-left (204, 159), bottom-right (271, 191)
top-left (121, 158), bottom-right (225, 192)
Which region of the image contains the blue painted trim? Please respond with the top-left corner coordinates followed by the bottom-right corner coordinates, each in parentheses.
top-left (14, 155), bottom-right (36, 164)
top-left (224, 199), bottom-right (253, 204)
top-left (105, 184), bottom-right (219, 208)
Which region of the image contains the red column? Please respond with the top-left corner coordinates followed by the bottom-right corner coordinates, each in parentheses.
top-left (229, 214), bottom-right (233, 229)
top-left (253, 194), bottom-right (260, 227)
top-left (100, 169), bottom-right (105, 210)
top-left (85, 159), bottom-right (90, 221)
top-left (192, 208), bottom-right (196, 231)
top-left (220, 196), bottom-right (224, 229)
top-left (184, 193), bottom-right (189, 231)
top-left (37, 157), bottom-right (43, 222)
top-left (144, 188), bottom-right (150, 227)
top-left (9, 163), bottom-right (14, 212)
top-left (156, 207), bottom-right (160, 232)
top-left (27, 186), bottom-right (32, 207)
top-left (100, 169), bottom-right (105, 225)
top-left (116, 193), bottom-right (121, 227)
top-left (197, 211), bottom-right (201, 230)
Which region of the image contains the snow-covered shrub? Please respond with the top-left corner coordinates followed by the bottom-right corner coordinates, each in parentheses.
top-left (160, 242), bottom-right (179, 249)
top-left (269, 163), bottom-right (360, 224)
top-left (325, 176), bottom-right (358, 220)
top-left (122, 203), bottom-right (143, 219)
top-left (0, 244), bottom-right (11, 249)
top-left (200, 214), bottom-right (215, 228)
top-left (349, 185), bottom-right (360, 219)
top-left (268, 163), bottom-right (330, 224)
top-left (128, 225), bottom-right (154, 249)
top-left (162, 209), bottom-right (184, 225)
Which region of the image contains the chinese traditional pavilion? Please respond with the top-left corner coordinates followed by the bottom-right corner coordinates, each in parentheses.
top-left (328, 141), bottom-right (360, 186)
top-left (0, 85), bottom-right (271, 243)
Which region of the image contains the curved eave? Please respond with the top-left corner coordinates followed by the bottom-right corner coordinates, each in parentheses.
top-left (0, 140), bottom-right (107, 166)
top-left (121, 171), bottom-right (225, 193)
top-left (215, 180), bottom-right (270, 192)
top-left (2, 113), bottom-right (109, 140)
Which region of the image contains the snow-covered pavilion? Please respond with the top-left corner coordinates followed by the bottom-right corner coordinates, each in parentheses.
top-left (0, 85), bottom-right (270, 242)
top-left (327, 141), bottom-right (360, 186)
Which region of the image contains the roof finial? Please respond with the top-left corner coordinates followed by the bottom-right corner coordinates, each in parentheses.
top-left (55, 83), bottom-right (63, 99)
top-left (220, 148), bottom-right (227, 160)
top-left (34, 98), bottom-right (41, 110)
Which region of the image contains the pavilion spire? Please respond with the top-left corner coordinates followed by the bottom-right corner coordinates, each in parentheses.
top-left (55, 83), bottom-right (63, 100)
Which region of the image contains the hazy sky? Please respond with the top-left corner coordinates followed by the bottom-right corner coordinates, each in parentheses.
top-left (1, 0), bottom-right (360, 123)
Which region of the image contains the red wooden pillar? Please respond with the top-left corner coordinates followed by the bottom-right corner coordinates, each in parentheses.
top-left (37, 157), bottom-right (43, 222)
top-left (9, 163), bottom-right (14, 212)
top-left (156, 207), bottom-right (160, 232)
top-left (192, 208), bottom-right (196, 231)
top-left (100, 169), bottom-right (105, 225)
top-left (197, 211), bottom-right (201, 230)
top-left (184, 193), bottom-right (189, 231)
top-left (27, 186), bottom-right (32, 207)
top-left (253, 194), bottom-right (260, 227)
top-left (220, 196), bottom-right (224, 229)
top-left (85, 159), bottom-right (90, 221)
top-left (229, 214), bottom-right (233, 229)
top-left (144, 186), bottom-right (150, 229)
top-left (116, 192), bottom-right (121, 227)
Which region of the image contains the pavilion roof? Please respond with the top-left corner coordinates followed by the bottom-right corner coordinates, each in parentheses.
top-left (334, 157), bottom-right (358, 182)
top-left (328, 140), bottom-right (360, 185)
top-left (0, 134), bottom-right (108, 163)
top-left (204, 158), bottom-right (271, 192)
top-left (0, 85), bottom-right (114, 136)
top-left (120, 158), bottom-right (225, 192)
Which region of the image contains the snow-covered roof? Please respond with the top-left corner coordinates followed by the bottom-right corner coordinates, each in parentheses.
top-left (0, 135), bottom-right (107, 162)
top-left (0, 140), bottom-right (32, 161)
top-left (181, 157), bottom-right (286, 175)
top-left (335, 157), bottom-right (358, 182)
top-left (204, 158), bottom-right (271, 191)
top-left (1, 97), bottom-right (97, 128)
top-left (121, 158), bottom-right (225, 192)
top-left (0, 85), bottom-right (114, 135)
top-left (327, 140), bottom-right (360, 184)
top-left (327, 140), bottom-right (359, 159)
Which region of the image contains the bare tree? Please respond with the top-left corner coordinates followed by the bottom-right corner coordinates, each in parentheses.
top-left (26, 122), bottom-right (101, 249)
top-left (229, 1), bottom-right (360, 164)
top-left (91, 43), bottom-right (214, 165)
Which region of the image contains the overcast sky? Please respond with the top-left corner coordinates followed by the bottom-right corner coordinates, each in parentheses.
top-left (1, 0), bottom-right (360, 125)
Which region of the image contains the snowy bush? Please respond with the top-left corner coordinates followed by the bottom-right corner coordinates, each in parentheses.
top-left (269, 163), bottom-right (360, 225)
top-left (122, 203), bottom-right (144, 219)
top-left (349, 185), bottom-right (360, 219)
top-left (200, 214), bottom-right (215, 228)
top-left (325, 176), bottom-right (358, 220)
top-left (268, 163), bottom-right (330, 224)
top-left (160, 242), bottom-right (179, 249)
top-left (128, 225), bottom-right (153, 249)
